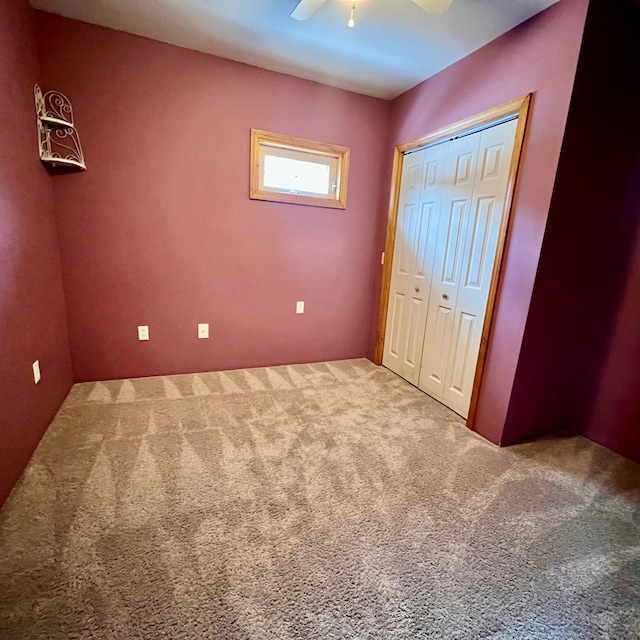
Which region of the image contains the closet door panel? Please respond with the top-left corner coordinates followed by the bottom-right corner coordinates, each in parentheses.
top-left (419, 133), bottom-right (481, 400)
top-left (383, 145), bottom-right (446, 385)
top-left (442, 118), bottom-right (518, 417)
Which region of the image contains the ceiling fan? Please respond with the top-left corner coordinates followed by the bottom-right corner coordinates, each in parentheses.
top-left (291, 0), bottom-right (453, 25)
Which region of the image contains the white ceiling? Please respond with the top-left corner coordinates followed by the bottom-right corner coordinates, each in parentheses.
top-left (30, 0), bottom-right (560, 99)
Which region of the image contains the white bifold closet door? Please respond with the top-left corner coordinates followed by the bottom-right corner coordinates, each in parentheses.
top-left (383, 118), bottom-right (518, 418)
top-left (381, 142), bottom-right (447, 384)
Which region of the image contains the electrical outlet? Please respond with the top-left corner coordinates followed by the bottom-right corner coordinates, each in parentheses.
top-left (138, 325), bottom-right (149, 341)
top-left (32, 360), bottom-right (41, 384)
top-left (296, 301), bottom-right (305, 314)
top-left (198, 323), bottom-right (209, 339)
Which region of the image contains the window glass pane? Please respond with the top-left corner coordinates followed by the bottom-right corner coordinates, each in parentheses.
top-left (263, 155), bottom-right (331, 195)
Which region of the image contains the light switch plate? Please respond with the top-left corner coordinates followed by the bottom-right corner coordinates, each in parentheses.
top-left (138, 325), bottom-right (149, 341)
top-left (32, 360), bottom-right (41, 384)
top-left (198, 323), bottom-right (209, 339)
top-left (296, 301), bottom-right (305, 314)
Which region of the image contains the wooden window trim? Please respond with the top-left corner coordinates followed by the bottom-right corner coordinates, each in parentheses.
top-left (250, 129), bottom-right (350, 209)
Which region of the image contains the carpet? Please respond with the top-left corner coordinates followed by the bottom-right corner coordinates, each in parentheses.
top-left (0, 359), bottom-right (638, 639)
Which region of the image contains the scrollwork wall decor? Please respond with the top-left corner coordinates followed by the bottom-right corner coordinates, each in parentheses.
top-left (34, 84), bottom-right (86, 173)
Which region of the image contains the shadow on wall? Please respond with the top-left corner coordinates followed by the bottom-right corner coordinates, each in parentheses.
top-left (576, 147), bottom-right (640, 463)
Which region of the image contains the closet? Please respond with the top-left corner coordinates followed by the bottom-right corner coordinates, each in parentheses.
top-left (382, 117), bottom-right (518, 418)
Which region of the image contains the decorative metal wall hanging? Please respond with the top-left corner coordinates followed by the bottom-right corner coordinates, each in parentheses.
top-left (34, 84), bottom-right (86, 173)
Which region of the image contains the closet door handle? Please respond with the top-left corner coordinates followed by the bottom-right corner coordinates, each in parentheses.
top-left (442, 293), bottom-right (449, 300)
top-left (415, 286), bottom-right (420, 293)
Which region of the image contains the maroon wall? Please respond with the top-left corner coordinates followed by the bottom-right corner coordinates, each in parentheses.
top-left (35, 14), bottom-right (391, 382)
top-left (576, 149), bottom-right (640, 463)
top-left (381, 0), bottom-right (589, 445)
top-left (503, 0), bottom-right (640, 462)
top-left (0, 0), bottom-right (73, 505)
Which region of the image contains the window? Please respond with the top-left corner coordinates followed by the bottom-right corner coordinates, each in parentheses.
top-left (250, 129), bottom-right (350, 209)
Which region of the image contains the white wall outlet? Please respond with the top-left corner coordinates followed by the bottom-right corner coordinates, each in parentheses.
top-left (198, 323), bottom-right (209, 339)
top-left (32, 360), bottom-right (41, 384)
top-left (138, 325), bottom-right (149, 341)
top-left (296, 301), bottom-right (305, 314)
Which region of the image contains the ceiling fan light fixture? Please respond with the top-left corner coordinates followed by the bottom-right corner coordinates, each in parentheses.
top-left (290, 0), bottom-right (453, 24)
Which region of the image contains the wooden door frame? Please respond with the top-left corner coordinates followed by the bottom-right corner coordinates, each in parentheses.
top-left (373, 94), bottom-right (532, 429)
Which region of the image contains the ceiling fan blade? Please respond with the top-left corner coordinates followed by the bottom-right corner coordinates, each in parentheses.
top-left (290, 0), bottom-right (328, 21)
top-left (410, 0), bottom-right (453, 15)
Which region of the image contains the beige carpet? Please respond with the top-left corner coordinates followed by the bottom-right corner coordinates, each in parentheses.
top-left (0, 359), bottom-right (639, 639)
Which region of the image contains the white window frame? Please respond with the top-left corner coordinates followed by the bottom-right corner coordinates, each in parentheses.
top-left (250, 129), bottom-right (350, 209)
